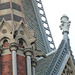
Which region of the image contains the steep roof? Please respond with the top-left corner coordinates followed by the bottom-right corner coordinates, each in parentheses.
top-left (21, 0), bottom-right (56, 54)
top-left (44, 39), bottom-right (75, 75)
top-left (35, 51), bottom-right (55, 75)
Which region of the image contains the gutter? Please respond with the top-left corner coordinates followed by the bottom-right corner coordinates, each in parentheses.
top-left (37, 49), bottom-right (57, 61)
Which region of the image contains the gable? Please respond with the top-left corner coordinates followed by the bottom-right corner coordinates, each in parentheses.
top-left (0, 19), bottom-right (12, 38)
top-left (60, 55), bottom-right (75, 75)
top-left (44, 38), bottom-right (75, 75)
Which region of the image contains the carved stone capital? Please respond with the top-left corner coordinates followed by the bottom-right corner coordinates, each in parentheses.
top-left (9, 43), bottom-right (18, 52)
top-left (24, 48), bottom-right (33, 56)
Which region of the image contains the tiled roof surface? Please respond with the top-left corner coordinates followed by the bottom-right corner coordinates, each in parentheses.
top-left (21, 0), bottom-right (56, 54)
top-left (21, 0), bottom-right (47, 54)
top-left (36, 53), bottom-right (55, 75)
top-left (45, 39), bottom-right (75, 75)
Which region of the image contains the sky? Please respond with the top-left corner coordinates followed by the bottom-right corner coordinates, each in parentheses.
top-left (41, 0), bottom-right (75, 58)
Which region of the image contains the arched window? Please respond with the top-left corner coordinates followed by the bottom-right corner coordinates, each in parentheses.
top-left (3, 39), bottom-right (8, 48)
top-left (18, 39), bottom-right (23, 48)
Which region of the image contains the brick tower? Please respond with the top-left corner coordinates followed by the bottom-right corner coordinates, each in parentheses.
top-left (0, 0), bottom-right (57, 75)
top-left (0, 0), bottom-right (75, 75)
top-left (0, 0), bottom-right (44, 75)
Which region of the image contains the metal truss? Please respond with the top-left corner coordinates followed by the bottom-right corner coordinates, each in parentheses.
top-left (31, 0), bottom-right (56, 53)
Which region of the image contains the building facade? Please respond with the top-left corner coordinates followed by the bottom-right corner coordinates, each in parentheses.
top-left (0, 0), bottom-right (74, 75)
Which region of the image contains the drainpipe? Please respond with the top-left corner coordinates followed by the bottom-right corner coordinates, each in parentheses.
top-left (24, 48), bottom-right (33, 75)
top-left (10, 43), bottom-right (18, 75)
top-left (32, 67), bottom-right (35, 75)
top-left (27, 56), bottom-right (32, 75)
top-left (32, 58), bottom-right (37, 75)
top-left (12, 50), bottom-right (17, 75)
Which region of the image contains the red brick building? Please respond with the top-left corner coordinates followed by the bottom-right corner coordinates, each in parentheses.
top-left (0, 0), bottom-right (75, 75)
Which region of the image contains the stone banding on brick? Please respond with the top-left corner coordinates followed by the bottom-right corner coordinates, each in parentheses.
top-left (0, 2), bottom-right (10, 10)
top-left (0, 1), bottom-right (23, 22)
top-left (0, 14), bottom-right (23, 22)
top-left (0, 14), bottom-right (11, 21)
top-left (13, 14), bottom-right (24, 22)
top-left (0, 2), bottom-right (21, 12)
top-left (12, 2), bottom-right (21, 12)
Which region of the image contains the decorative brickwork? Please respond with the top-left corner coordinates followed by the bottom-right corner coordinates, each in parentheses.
top-left (0, 2), bottom-right (10, 10)
top-left (0, 54), bottom-right (27, 75)
top-left (0, 0), bottom-right (44, 75)
top-left (0, 14), bottom-right (11, 21)
top-left (1, 54), bottom-right (12, 75)
top-left (12, 2), bottom-right (21, 11)
top-left (17, 55), bottom-right (27, 75)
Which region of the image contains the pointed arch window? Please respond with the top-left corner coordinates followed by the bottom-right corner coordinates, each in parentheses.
top-left (3, 39), bottom-right (8, 48)
top-left (18, 39), bottom-right (23, 48)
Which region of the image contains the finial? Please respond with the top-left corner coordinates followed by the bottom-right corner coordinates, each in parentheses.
top-left (60, 14), bottom-right (71, 34)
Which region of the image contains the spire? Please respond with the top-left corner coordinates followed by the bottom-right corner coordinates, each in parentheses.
top-left (60, 14), bottom-right (71, 41)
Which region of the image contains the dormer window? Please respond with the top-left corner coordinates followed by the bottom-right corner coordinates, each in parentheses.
top-left (3, 39), bottom-right (8, 48)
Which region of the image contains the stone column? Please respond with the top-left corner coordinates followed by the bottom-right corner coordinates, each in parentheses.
top-left (32, 58), bottom-right (37, 75)
top-left (24, 48), bottom-right (33, 75)
top-left (9, 43), bottom-right (18, 75)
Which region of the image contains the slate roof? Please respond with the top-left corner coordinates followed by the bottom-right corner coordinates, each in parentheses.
top-left (21, 0), bottom-right (75, 75)
top-left (36, 52), bottom-right (55, 75)
top-left (21, 0), bottom-right (56, 54)
top-left (44, 39), bottom-right (75, 75)
top-left (21, 0), bottom-right (47, 54)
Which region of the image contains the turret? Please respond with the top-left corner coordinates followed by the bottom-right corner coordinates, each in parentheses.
top-left (0, 0), bottom-right (43, 75)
